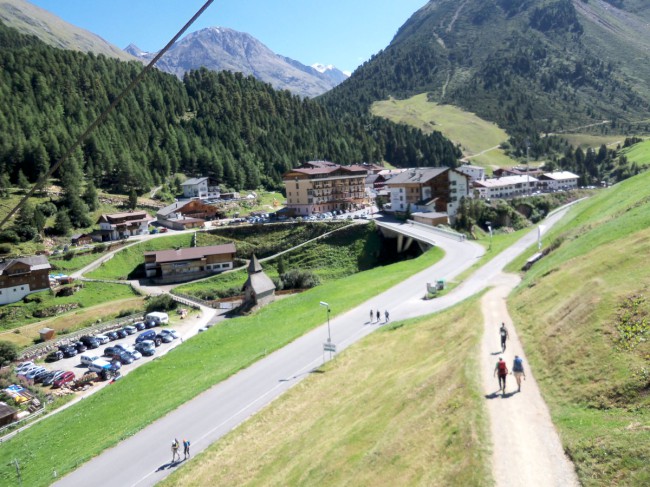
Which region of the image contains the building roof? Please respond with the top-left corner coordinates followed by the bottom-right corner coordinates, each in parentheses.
top-left (157, 200), bottom-right (193, 217)
top-left (144, 243), bottom-right (236, 264)
top-left (247, 272), bottom-right (276, 295)
top-left (474, 175), bottom-right (539, 188)
top-left (0, 402), bottom-right (17, 419)
top-left (0, 255), bottom-right (51, 274)
top-left (412, 211), bottom-right (449, 219)
top-left (181, 177), bottom-right (208, 186)
top-left (385, 167), bottom-right (449, 185)
top-left (283, 161), bottom-right (368, 178)
top-left (98, 211), bottom-right (153, 224)
top-left (247, 254), bottom-right (263, 274)
top-left (540, 171), bottom-right (579, 181)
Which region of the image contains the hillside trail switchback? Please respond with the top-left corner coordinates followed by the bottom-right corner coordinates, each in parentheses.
top-left (480, 273), bottom-right (580, 487)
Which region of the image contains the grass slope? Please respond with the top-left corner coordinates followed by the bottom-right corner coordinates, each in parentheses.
top-left (161, 295), bottom-right (490, 487)
top-left (0, 249), bottom-right (443, 487)
top-left (507, 171), bottom-right (650, 485)
top-left (371, 94), bottom-right (514, 170)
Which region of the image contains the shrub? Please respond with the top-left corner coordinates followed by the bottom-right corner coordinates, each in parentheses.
top-left (145, 294), bottom-right (177, 313)
top-left (0, 243), bottom-right (11, 254)
top-left (280, 269), bottom-right (320, 290)
top-left (0, 229), bottom-right (20, 243)
top-left (0, 341), bottom-right (19, 366)
top-left (37, 201), bottom-right (58, 217)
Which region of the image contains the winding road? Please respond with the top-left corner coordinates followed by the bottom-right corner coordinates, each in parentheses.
top-left (55, 206), bottom-right (578, 486)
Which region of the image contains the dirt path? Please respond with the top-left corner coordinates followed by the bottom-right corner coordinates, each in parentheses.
top-left (480, 273), bottom-right (580, 486)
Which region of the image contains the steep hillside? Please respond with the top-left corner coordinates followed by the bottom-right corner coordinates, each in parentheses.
top-left (0, 0), bottom-right (134, 61)
top-left (323, 0), bottom-right (650, 142)
top-left (127, 27), bottom-right (348, 98)
top-left (509, 170), bottom-right (650, 484)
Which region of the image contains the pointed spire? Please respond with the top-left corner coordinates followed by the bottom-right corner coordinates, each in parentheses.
top-left (247, 254), bottom-right (263, 274)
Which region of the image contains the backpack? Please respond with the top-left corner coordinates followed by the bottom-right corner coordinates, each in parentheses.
top-left (513, 357), bottom-right (523, 372)
top-left (497, 360), bottom-right (507, 375)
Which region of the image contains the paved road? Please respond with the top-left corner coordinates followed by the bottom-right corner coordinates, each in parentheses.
top-left (55, 206), bottom-right (571, 486)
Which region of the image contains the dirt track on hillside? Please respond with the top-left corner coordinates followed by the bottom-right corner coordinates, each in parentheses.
top-left (480, 273), bottom-right (580, 486)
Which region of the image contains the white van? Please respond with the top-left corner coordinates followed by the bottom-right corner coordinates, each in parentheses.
top-left (80, 354), bottom-right (100, 366)
top-left (145, 312), bottom-right (169, 326)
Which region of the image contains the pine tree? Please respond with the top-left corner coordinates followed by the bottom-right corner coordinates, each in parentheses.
top-left (54, 209), bottom-right (72, 235)
top-left (128, 189), bottom-right (138, 210)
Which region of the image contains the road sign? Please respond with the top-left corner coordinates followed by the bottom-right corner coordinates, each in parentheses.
top-left (323, 342), bottom-right (337, 353)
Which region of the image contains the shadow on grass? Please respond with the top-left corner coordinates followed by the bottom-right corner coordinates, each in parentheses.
top-left (156, 458), bottom-right (186, 471)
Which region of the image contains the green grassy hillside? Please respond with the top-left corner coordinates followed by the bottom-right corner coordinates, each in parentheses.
top-left (371, 94), bottom-right (515, 170)
top-left (162, 295), bottom-right (489, 487)
top-left (508, 170), bottom-right (650, 485)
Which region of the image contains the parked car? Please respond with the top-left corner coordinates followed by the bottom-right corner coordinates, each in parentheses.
top-left (59, 345), bottom-right (78, 358)
top-left (46, 350), bottom-right (64, 362)
top-left (125, 347), bottom-right (142, 360)
top-left (73, 341), bottom-right (88, 353)
top-left (157, 332), bottom-right (174, 344)
top-left (80, 336), bottom-right (100, 349)
top-left (95, 334), bottom-right (110, 344)
top-left (52, 371), bottom-right (76, 388)
top-left (33, 369), bottom-right (51, 383)
top-left (135, 330), bottom-right (157, 343)
top-left (15, 361), bottom-right (35, 373)
top-left (104, 346), bottom-right (121, 357)
top-left (114, 352), bottom-right (134, 365)
top-left (24, 367), bottom-right (47, 381)
top-left (105, 331), bottom-right (119, 341)
top-left (42, 370), bottom-right (65, 386)
top-left (134, 340), bottom-right (156, 356)
top-left (123, 325), bottom-right (137, 335)
top-left (134, 322), bottom-right (146, 331)
top-left (16, 365), bottom-right (39, 377)
top-left (161, 329), bottom-right (179, 340)
top-left (80, 354), bottom-right (101, 366)
top-left (115, 329), bottom-right (128, 339)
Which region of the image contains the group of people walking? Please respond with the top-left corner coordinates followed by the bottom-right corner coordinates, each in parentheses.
top-left (370, 309), bottom-right (389, 323)
top-left (493, 322), bottom-right (527, 394)
top-left (171, 438), bottom-right (191, 463)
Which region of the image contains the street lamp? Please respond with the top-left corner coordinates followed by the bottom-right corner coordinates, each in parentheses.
top-left (485, 221), bottom-right (493, 251)
top-left (319, 301), bottom-right (331, 343)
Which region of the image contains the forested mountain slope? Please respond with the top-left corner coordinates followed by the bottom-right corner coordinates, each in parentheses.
top-left (0, 21), bottom-right (460, 197)
top-left (323, 0), bottom-right (650, 144)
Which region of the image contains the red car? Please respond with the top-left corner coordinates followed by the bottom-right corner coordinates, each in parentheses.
top-left (52, 371), bottom-right (75, 388)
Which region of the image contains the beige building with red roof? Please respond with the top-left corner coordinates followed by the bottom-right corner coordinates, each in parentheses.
top-left (282, 161), bottom-right (369, 216)
top-left (144, 243), bottom-right (236, 284)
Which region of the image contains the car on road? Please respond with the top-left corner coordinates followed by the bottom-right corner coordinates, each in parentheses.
top-left (52, 371), bottom-right (75, 388)
top-left (134, 340), bottom-right (156, 356)
top-left (46, 350), bottom-right (64, 362)
top-left (42, 370), bottom-right (65, 387)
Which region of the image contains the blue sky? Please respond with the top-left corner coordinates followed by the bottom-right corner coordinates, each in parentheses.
top-left (28, 0), bottom-right (427, 74)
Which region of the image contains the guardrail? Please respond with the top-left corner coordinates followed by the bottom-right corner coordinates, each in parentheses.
top-left (406, 220), bottom-right (467, 241)
top-left (0, 407), bottom-right (46, 443)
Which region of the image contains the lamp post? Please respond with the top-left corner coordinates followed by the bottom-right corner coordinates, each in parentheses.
top-left (485, 221), bottom-right (493, 251)
top-left (320, 301), bottom-right (331, 343)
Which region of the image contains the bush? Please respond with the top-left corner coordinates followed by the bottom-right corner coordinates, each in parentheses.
top-left (93, 243), bottom-right (107, 254)
top-left (145, 294), bottom-right (177, 313)
top-left (0, 243), bottom-right (11, 254)
top-left (0, 230), bottom-right (20, 243)
top-left (0, 341), bottom-right (19, 366)
top-left (37, 201), bottom-right (57, 217)
top-left (280, 269), bottom-right (320, 290)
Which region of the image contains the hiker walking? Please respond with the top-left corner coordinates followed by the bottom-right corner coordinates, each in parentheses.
top-left (494, 357), bottom-right (509, 394)
top-left (183, 439), bottom-right (191, 459)
top-left (511, 355), bottom-right (526, 392)
top-left (171, 438), bottom-right (180, 462)
top-left (384, 310), bottom-right (389, 322)
top-left (499, 322), bottom-right (509, 352)
top-left (376, 310), bottom-right (380, 322)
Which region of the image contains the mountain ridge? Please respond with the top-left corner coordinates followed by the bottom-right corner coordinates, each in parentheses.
top-left (0, 0), bottom-right (135, 62)
top-left (127, 26), bottom-right (349, 98)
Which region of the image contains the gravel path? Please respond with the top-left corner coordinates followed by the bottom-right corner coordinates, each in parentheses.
top-left (480, 273), bottom-right (580, 486)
